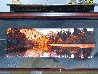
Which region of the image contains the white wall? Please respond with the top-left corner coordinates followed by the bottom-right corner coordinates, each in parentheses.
top-left (0, 0), bottom-right (11, 12)
top-left (94, 0), bottom-right (98, 12)
top-left (0, 0), bottom-right (98, 12)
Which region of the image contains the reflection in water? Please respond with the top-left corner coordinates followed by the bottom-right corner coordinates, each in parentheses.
top-left (7, 44), bottom-right (94, 59)
top-left (7, 28), bottom-right (95, 59)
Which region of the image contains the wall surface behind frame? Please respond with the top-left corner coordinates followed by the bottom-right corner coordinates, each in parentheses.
top-left (0, 0), bottom-right (98, 12)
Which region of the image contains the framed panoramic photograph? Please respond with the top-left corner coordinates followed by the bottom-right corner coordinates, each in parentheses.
top-left (0, 12), bottom-right (98, 74)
